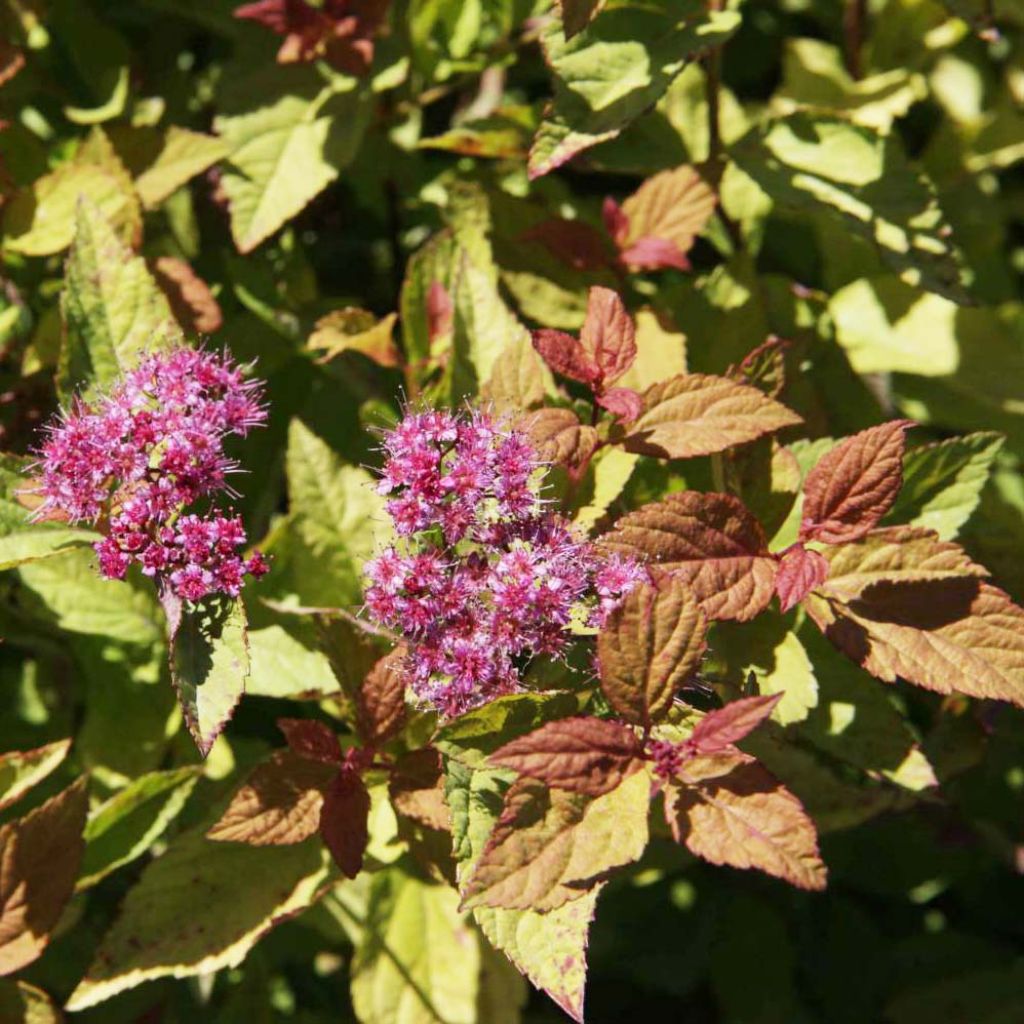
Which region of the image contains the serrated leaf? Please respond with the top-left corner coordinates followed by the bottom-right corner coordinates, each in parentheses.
top-left (665, 752), bottom-right (827, 890)
top-left (521, 407), bottom-right (598, 479)
top-left (730, 114), bottom-right (965, 301)
top-left (0, 778), bottom-right (88, 975)
top-left (800, 420), bottom-right (913, 544)
top-left (79, 768), bottom-right (200, 889)
top-left (532, 3), bottom-right (741, 176)
top-left (490, 717), bottom-right (645, 797)
top-left (0, 740), bottom-right (71, 814)
top-left (168, 596), bottom-right (250, 758)
top-left (65, 828), bottom-right (333, 1011)
top-left (135, 126), bottom-right (228, 208)
top-left (688, 694), bottom-right (783, 755)
top-left (436, 693), bottom-right (584, 770)
top-left (3, 128), bottom-right (140, 256)
top-left (462, 771), bottom-right (650, 913)
top-left (601, 490), bottom-right (778, 622)
top-left (208, 750), bottom-right (335, 846)
top-left (355, 648), bottom-right (408, 748)
top-left (216, 79), bottom-right (369, 252)
top-left (615, 165), bottom-right (716, 271)
top-left (319, 768), bottom-right (370, 879)
top-left (816, 526), bottom-right (988, 603)
top-left (389, 749), bottom-right (450, 833)
top-left (806, 579), bottom-right (1024, 706)
top-left (775, 543), bottom-right (829, 613)
top-left (445, 762), bottom-right (594, 1022)
top-left (481, 330), bottom-right (553, 414)
top-left (598, 577), bottom-right (707, 726)
top-left (622, 373), bottom-right (802, 460)
top-left (889, 432), bottom-right (1004, 541)
top-left (59, 198), bottom-right (181, 399)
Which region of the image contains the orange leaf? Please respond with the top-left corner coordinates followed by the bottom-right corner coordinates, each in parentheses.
top-left (490, 717), bottom-right (646, 796)
top-left (665, 752), bottom-right (826, 891)
top-left (616, 166), bottom-right (716, 271)
top-left (623, 373), bottom-right (802, 460)
top-left (461, 773), bottom-right (650, 913)
top-left (0, 777), bottom-right (88, 975)
top-left (688, 694), bottom-right (782, 755)
top-left (207, 749), bottom-right (336, 846)
top-left (152, 256), bottom-right (224, 334)
top-left (601, 491), bottom-right (777, 622)
top-left (521, 407), bottom-right (599, 479)
top-left (355, 647), bottom-right (408, 748)
top-left (800, 420), bottom-right (913, 544)
top-left (806, 579), bottom-right (1024, 707)
top-left (814, 526), bottom-right (988, 604)
top-left (388, 748), bottom-right (450, 832)
top-left (597, 577), bottom-right (707, 726)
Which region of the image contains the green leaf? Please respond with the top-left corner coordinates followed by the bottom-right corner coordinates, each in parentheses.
top-left (731, 115), bottom-right (965, 301)
top-left (17, 548), bottom-right (163, 647)
top-left (531, 1), bottom-right (741, 176)
top-left (216, 75), bottom-right (370, 253)
top-left (0, 979), bottom-right (61, 1023)
top-left (461, 771), bottom-right (650, 912)
top-left (135, 126), bottom-right (229, 209)
top-left (65, 828), bottom-right (333, 1011)
top-left (717, 613), bottom-right (819, 725)
top-left (778, 38), bottom-right (926, 133)
top-left (0, 458), bottom-right (97, 571)
top-left (351, 862), bottom-right (524, 1024)
top-left (168, 596), bottom-right (250, 758)
top-left (888, 433), bottom-right (1004, 540)
top-left (3, 128), bottom-right (140, 257)
top-left (285, 419), bottom-right (386, 606)
top-left (246, 624), bottom-right (341, 699)
top-left (78, 767), bottom-right (201, 889)
top-left (435, 692), bottom-right (584, 769)
top-left (0, 739), bottom-right (71, 814)
top-left (59, 198), bottom-right (181, 399)
top-left (444, 762), bottom-right (599, 1023)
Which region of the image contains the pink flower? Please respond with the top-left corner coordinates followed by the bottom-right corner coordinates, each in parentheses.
top-left (364, 408), bottom-right (645, 717)
top-left (35, 348), bottom-right (268, 603)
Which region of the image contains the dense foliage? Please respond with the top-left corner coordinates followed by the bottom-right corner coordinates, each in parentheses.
top-left (1, 1), bottom-right (1023, 1021)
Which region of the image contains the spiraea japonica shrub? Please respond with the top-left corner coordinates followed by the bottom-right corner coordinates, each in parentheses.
top-left (1, 1), bottom-right (1023, 1022)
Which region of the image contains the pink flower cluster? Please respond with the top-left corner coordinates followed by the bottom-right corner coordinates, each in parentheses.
top-left (36, 348), bottom-right (268, 602)
top-left (364, 409), bottom-right (646, 717)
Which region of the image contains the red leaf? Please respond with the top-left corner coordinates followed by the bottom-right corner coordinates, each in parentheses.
top-left (687, 694), bottom-right (782, 755)
top-left (800, 420), bottom-right (913, 544)
top-left (388, 748), bottom-right (450, 832)
top-left (596, 387), bottom-right (642, 424)
top-left (426, 280), bottom-right (453, 343)
top-left (277, 718), bottom-right (343, 764)
top-left (520, 218), bottom-right (614, 272)
top-left (531, 287), bottom-right (636, 392)
top-left (531, 329), bottom-right (599, 388)
top-left (521, 407), bottom-right (599, 480)
top-left (619, 236), bottom-right (690, 272)
top-left (356, 647), bottom-right (408, 747)
top-left (601, 196), bottom-right (628, 245)
top-left (774, 544), bottom-right (829, 613)
top-left (319, 768), bottom-right (370, 879)
top-left (235, 0), bottom-right (291, 31)
top-left (490, 717), bottom-right (646, 797)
